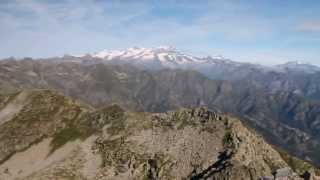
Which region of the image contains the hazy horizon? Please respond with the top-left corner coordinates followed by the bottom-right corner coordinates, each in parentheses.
top-left (1, 0), bottom-right (319, 65)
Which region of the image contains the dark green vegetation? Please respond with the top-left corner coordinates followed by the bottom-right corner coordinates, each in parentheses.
top-left (50, 126), bottom-right (83, 153)
top-left (222, 130), bottom-right (233, 147)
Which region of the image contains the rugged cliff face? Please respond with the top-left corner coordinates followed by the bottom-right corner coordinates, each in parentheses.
top-left (0, 90), bottom-right (316, 179)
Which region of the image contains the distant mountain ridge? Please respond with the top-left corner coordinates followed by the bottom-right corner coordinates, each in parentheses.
top-left (69, 46), bottom-right (320, 75)
top-left (3, 47), bottom-right (319, 80)
top-left (276, 61), bottom-right (320, 73)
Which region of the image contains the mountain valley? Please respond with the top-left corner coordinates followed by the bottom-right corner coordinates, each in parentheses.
top-left (1, 48), bottom-right (320, 179)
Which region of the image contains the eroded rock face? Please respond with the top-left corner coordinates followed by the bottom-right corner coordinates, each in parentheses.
top-left (0, 90), bottom-right (315, 179)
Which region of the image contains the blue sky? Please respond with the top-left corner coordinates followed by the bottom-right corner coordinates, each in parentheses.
top-left (0, 0), bottom-right (320, 65)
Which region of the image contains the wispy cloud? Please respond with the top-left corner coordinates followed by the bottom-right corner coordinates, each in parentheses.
top-left (0, 0), bottom-right (152, 57)
top-left (0, 0), bottom-right (319, 65)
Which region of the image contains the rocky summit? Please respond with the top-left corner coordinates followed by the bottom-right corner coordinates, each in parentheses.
top-left (0, 90), bottom-right (318, 180)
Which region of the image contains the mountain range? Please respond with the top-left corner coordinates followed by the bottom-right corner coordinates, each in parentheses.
top-left (0, 89), bottom-right (317, 179)
top-left (71, 46), bottom-right (320, 76)
top-left (1, 47), bottom-right (320, 179)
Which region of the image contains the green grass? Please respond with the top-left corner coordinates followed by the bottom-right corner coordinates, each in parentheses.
top-left (49, 116), bottom-right (97, 154)
top-left (50, 126), bottom-right (83, 154)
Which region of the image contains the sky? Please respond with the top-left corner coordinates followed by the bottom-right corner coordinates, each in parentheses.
top-left (0, 0), bottom-right (320, 65)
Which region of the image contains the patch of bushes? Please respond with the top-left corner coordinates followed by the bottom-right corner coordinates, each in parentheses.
top-left (222, 130), bottom-right (233, 146)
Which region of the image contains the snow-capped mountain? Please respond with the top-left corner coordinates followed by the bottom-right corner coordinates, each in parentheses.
top-left (85, 46), bottom-right (274, 79)
top-left (74, 46), bottom-right (265, 80)
top-left (89, 46), bottom-right (235, 69)
top-left (63, 46), bottom-right (320, 79)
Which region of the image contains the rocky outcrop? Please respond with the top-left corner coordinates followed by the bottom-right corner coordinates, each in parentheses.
top-left (0, 91), bottom-right (316, 179)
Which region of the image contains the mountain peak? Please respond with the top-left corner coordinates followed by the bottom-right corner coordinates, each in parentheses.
top-left (277, 60), bottom-right (320, 73)
top-left (92, 46), bottom-right (178, 59)
top-left (90, 46), bottom-right (194, 66)
top-left (89, 46), bottom-right (232, 67)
